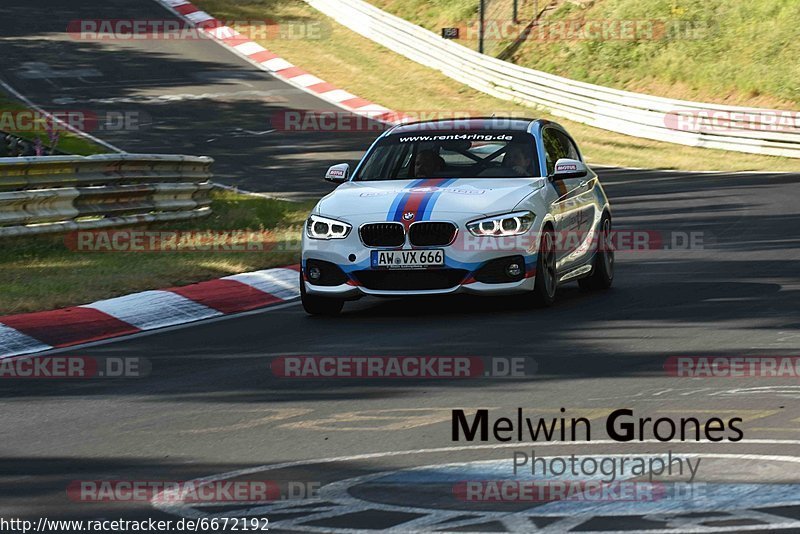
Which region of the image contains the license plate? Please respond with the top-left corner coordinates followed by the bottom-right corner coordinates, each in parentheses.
top-left (371, 249), bottom-right (445, 269)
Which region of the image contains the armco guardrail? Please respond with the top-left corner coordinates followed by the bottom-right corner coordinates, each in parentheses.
top-left (0, 154), bottom-right (213, 237)
top-left (305, 0), bottom-right (800, 158)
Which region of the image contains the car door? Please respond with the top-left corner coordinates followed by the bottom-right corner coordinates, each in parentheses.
top-left (542, 127), bottom-right (594, 274)
top-left (553, 130), bottom-right (598, 271)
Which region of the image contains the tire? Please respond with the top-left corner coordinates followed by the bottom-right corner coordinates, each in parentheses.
top-left (300, 271), bottom-right (344, 316)
top-left (579, 214), bottom-right (614, 291)
top-left (532, 226), bottom-right (557, 307)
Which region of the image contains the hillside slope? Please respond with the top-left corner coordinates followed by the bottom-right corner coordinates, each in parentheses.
top-left (368, 0), bottom-right (800, 109)
top-left (190, 0), bottom-right (798, 171)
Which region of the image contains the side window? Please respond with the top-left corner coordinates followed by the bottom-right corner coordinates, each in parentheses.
top-left (542, 129), bottom-right (567, 175)
top-left (554, 131), bottom-right (581, 161)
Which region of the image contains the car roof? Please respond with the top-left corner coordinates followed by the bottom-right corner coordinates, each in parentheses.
top-left (386, 117), bottom-right (546, 135)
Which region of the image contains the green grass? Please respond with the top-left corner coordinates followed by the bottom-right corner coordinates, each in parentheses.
top-left (366, 0), bottom-right (524, 56)
top-left (368, 0), bottom-right (800, 109)
top-left (0, 93), bottom-right (107, 156)
top-left (193, 0), bottom-right (799, 172)
top-left (0, 191), bottom-right (312, 314)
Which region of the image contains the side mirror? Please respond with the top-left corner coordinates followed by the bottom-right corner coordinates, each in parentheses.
top-left (325, 163), bottom-right (350, 183)
top-left (550, 158), bottom-right (588, 181)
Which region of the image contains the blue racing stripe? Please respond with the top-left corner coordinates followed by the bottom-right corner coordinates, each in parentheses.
top-left (388, 179), bottom-right (426, 221)
top-left (419, 178), bottom-right (458, 221)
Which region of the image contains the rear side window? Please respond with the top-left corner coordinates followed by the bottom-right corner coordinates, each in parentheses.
top-left (542, 128), bottom-right (581, 175)
top-left (554, 130), bottom-right (581, 160)
top-left (542, 129), bottom-right (567, 175)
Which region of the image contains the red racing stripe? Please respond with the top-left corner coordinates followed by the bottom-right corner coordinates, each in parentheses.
top-left (341, 97), bottom-right (373, 109)
top-left (275, 66), bottom-right (307, 78)
top-left (399, 178), bottom-right (447, 227)
top-left (249, 50), bottom-right (279, 63)
top-left (196, 18), bottom-right (223, 31)
top-left (307, 82), bottom-right (337, 94)
top-left (174, 3), bottom-right (199, 15)
top-left (168, 279), bottom-right (281, 314)
top-left (0, 308), bottom-right (140, 348)
top-left (222, 35), bottom-right (251, 48)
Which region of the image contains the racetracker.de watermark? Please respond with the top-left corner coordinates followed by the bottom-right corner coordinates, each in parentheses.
top-left (269, 111), bottom-right (532, 132)
top-left (0, 110), bottom-right (148, 133)
top-left (67, 480), bottom-right (320, 503)
top-left (65, 229), bottom-right (705, 254)
top-left (453, 230), bottom-right (704, 254)
top-left (665, 110), bottom-right (800, 133)
top-left (665, 356), bottom-right (800, 377)
top-left (270, 356), bottom-right (536, 379)
top-left (65, 230), bottom-right (299, 253)
top-left (0, 356), bottom-right (149, 379)
top-left (452, 19), bottom-right (706, 41)
top-left (68, 19), bottom-right (328, 40)
top-left (453, 480), bottom-right (702, 502)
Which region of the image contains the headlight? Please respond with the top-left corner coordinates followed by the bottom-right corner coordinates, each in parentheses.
top-left (306, 214), bottom-right (352, 240)
top-left (467, 211), bottom-right (534, 237)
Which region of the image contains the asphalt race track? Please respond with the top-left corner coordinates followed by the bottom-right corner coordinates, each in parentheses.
top-left (0, 0), bottom-right (380, 199)
top-left (1, 1), bottom-right (800, 532)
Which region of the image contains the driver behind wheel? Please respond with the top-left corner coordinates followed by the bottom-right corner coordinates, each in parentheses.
top-left (503, 144), bottom-right (533, 176)
top-left (414, 149), bottom-right (445, 178)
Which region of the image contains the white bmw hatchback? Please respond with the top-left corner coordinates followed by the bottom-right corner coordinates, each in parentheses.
top-left (301, 118), bottom-right (613, 315)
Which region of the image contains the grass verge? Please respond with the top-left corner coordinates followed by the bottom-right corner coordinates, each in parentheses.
top-left (0, 190), bottom-right (311, 315)
top-left (193, 0), bottom-right (798, 172)
top-left (0, 92), bottom-right (108, 156)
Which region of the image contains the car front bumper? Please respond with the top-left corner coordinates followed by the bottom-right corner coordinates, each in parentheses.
top-left (302, 233), bottom-right (537, 298)
top-left (303, 277), bottom-right (536, 299)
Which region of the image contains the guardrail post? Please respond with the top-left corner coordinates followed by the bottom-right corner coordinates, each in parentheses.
top-left (479, 0), bottom-right (485, 54)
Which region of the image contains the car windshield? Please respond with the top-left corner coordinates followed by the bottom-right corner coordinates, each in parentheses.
top-left (353, 131), bottom-right (541, 181)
